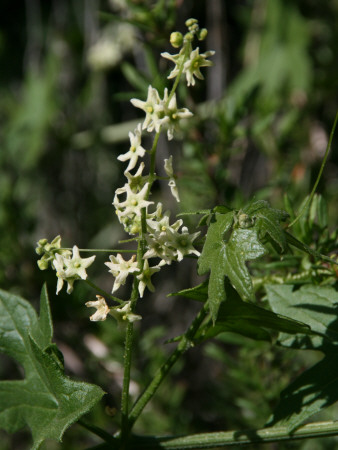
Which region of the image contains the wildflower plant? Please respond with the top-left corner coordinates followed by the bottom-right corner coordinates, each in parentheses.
top-left (1, 16), bottom-right (338, 450)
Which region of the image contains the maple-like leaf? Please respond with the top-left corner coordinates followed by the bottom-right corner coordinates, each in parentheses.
top-left (0, 285), bottom-right (104, 449)
top-left (198, 211), bottom-right (266, 320)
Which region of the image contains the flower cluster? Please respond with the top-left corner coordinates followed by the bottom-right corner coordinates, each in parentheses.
top-left (37, 18), bottom-right (214, 320)
top-left (131, 86), bottom-right (193, 141)
top-left (161, 18), bottom-right (215, 87)
top-left (36, 238), bottom-right (95, 294)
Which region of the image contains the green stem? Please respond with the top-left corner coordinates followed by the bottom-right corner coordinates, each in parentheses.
top-left (85, 279), bottom-right (124, 304)
top-left (63, 247), bottom-right (134, 253)
top-left (128, 302), bottom-right (209, 431)
top-left (288, 110), bottom-right (338, 228)
top-left (127, 420), bottom-right (338, 448)
top-left (120, 272), bottom-right (141, 446)
top-left (120, 321), bottom-right (134, 445)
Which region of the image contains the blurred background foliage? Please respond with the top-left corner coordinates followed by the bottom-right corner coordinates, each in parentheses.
top-left (0, 0), bottom-right (337, 448)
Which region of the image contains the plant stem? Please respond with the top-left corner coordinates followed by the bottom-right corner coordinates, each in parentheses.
top-left (288, 110), bottom-right (338, 228)
top-left (85, 279), bottom-right (124, 304)
top-left (127, 420), bottom-right (338, 448)
top-left (120, 320), bottom-right (134, 444)
top-left (128, 302), bottom-right (209, 430)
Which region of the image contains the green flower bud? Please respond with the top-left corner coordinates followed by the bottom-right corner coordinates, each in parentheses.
top-left (37, 259), bottom-right (49, 270)
top-left (185, 18), bottom-right (198, 28)
top-left (198, 28), bottom-right (208, 41)
top-left (184, 32), bottom-right (194, 42)
top-left (170, 31), bottom-right (183, 48)
top-left (38, 238), bottom-right (48, 246)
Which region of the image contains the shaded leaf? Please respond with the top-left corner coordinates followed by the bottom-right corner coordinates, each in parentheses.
top-left (0, 286), bottom-right (104, 449)
top-left (242, 200), bottom-right (289, 252)
top-left (196, 281), bottom-right (312, 343)
top-left (266, 284), bottom-right (338, 351)
top-left (267, 354), bottom-right (338, 431)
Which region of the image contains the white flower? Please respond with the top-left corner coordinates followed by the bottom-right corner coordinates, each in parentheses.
top-left (131, 86), bottom-right (162, 133)
top-left (105, 254), bottom-right (139, 293)
top-left (110, 301), bottom-right (142, 328)
top-left (168, 179), bottom-right (180, 202)
top-left (166, 226), bottom-right (201, 261)
top-left (53, 253), bottom-right (71, 294)
top-left (164, 156), bottom-right (174, 177)
top-left (118, 123), bottom-right (146, 172)
top-left (183, 48), bottom-right (215, 86)
top-left (63, 246), bottom-right (96, 279)
top-left (161, 48), bottom-right (185, 80)
top-left (164, 156), bottom-right (180, 202)
top-left (86, 295), bottom-right (110, 321)
top-left (113, 182), bottom-right (153, 219)
top-left (52, 246), bottom-right (96, 294)
top-left (137, 259), bottom-right (161, 297)
top-left (143, 232), bottom-right (176, 264)
top-left (157, 89), bottom-right (193, 140)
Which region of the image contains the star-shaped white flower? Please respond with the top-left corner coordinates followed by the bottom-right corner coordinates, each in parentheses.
top-left (161, 48), bottom-right (185, 80)
top-left (131, 86), bottom-right (162, 133)
top-left (63, 246), bottom-right (96, 280)
top-left (157, 90), bottom-right (193, 140)
top-left (105, 254), bottom-right (139, 293)
top-left (52, 246), bottom-right (95, 294)
top-left (183, 48), bottom-right (215, 86)
top-left (113, 182), bottom-right (153, 218)
top-left (110, 301), bottom-right (142, 328)
top-left (118, 123), bottom-right (146, 172)
top-left (166, 226), bottom-right (201, 261)
top-left (137, 259), bottom-right (161, 297)
top-left (86, 295), bottom-right (110, 321)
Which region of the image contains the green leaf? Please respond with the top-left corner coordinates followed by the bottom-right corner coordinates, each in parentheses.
top-left (169, 280), bottom-right (208, 302)
top-left (242, 200), bottom-right (289, 252)
top-left (0, 286), bottom-right (104, 449)
top-left (266, 284), bottom-right (338, 351)
top-left (285, 232), bottom-right (337, 265)
top-left (267, 354), bottom-right (338, 431)
top-left (196, 281), bottom-right (312, 343)
top-left (198, 211), bottom-right (266, 320)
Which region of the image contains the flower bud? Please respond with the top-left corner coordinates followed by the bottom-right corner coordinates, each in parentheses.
top-left (170, 31), bottom-right (183, 48)
top-left (37, 259), bottom-right (49, 270)
top-left (185, 18), bottom-right (198, 28)
top-left (198, 28), bottom-right (208, 41)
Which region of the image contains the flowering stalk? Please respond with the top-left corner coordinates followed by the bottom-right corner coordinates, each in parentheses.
top-left (35, 17), bottom-right (214, 447)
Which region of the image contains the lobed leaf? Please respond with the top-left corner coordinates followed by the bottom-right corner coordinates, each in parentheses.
top-left (0, 286), bottom-right (104, 449)
top-left (242, 200), bottom-right (289, 252)
top-left (198, 211), bottom-right (266, 321)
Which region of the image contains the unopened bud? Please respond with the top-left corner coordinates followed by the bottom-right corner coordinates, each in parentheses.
top-left (184, 32), bottom-right (194, 42)
top-left (198, 28), bottom-right (208, 41)
top-left (170, 31), bottom-right (183, 48)
top-left (37, 259), bottom-right (49, 270)
top-left (185, 18), bottom-right (198, 28)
